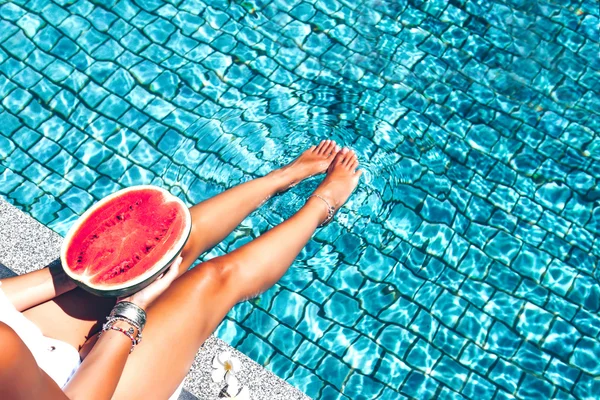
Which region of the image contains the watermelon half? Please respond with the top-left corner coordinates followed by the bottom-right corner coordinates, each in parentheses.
top-left (61, 185), bottom-right (192, 297)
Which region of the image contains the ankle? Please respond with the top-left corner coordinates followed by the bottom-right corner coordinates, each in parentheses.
top-left (268, 168), bottom-right (298, 192)
top-left (307, 195), bottom-right (336, 226)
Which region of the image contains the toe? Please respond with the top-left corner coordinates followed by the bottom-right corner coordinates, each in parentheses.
top-left (328, 145), bottom-right (340, 158)
top-left (323, 140), bottom-right (336, 155)
top-left (315, 140), bottom-right (327, 153)
top-left (332, 150), bottom-right (346, 166)
top-left (343, 150), bottom-right (355, 167)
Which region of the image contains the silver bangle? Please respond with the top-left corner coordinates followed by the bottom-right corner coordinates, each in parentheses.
top-left (110, 301), bottom-right (147, 331)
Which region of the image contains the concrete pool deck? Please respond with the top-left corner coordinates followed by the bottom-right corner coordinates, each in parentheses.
top-left (0, 197), bottom-right (311, 400)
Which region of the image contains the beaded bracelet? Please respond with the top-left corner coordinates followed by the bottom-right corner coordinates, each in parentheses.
top-left (106, 316), bottom-right (143, 345)
top-left (100, 318), bottom-right (140, 353)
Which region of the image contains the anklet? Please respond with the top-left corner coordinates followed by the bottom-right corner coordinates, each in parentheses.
top-left (308, 194), bottom-right (336, 227)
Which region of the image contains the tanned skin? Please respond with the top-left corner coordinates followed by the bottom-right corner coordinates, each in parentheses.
top-left (0, 141), bottom-right (362, 399)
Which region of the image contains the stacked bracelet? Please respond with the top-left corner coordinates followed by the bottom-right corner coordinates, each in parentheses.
top-left (110, 301), bottom-right (147, 331)
top-left (100, 301), bottom-right (147, 353)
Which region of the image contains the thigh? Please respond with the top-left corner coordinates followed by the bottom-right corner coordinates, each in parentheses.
top-left (0, 322), bottom-right (68, 400)
top-left (112, 259), bottom-right (238, 399)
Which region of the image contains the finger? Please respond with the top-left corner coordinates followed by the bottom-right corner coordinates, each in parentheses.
top-left (160, 257), bottom-right (183, 282)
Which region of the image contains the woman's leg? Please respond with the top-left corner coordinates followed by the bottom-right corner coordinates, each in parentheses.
top-left (180, 139), bottom-right (339, 264)
top-left (22, 141), bottom-right (339, 351)
top-left (112, 149), bottom-right (362, 399)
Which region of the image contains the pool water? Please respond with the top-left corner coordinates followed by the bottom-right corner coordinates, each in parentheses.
top-left (1, 0), bottom-right (599, 398)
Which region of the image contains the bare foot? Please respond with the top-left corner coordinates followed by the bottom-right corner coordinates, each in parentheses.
top-left (309, 148), bottom-right (362, 223)
top-left (272, 139), bottom-right (339, 190)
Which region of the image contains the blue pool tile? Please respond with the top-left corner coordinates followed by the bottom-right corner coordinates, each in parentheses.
top-left (488, 358), bottom-right (523, 393)
top-left (216, 318), bottom-right (246, 346)
top-left (343, 334), bottom-right (383, 375)
top-left (294, 340), bottom-right (326, 370)
top-left (570, 337), bottom-right (600, 376)
top-left (344, 373), bottom-right (384, 400)
top-left (38, 172), bottom-right (71, 197)
top-left (413, 282), bottom-right (442, 309)
top-left (237, 333), bottom-right (275, 366)
top-left (457, 246), bottom-right (492, 280)
top-left (431, 290), bottom-right (468, 328)
top-left (8, 180), bottom-right (43, 205)
top-left (266, 353), bottom-right (296, 381)
top-left (431, 355), bottom-right (469, 392)
top-left (88, 177), bottom-right (121, 200)
top-left (318, 324), bottom-right (359, 358)
top-left (515, 278), bottom-right (550, 308)
top-left (10, 127), bottom-right (39, 150)
top-left (120, 164), bottom-right (155, 186)
top-left (401, 371), bottom-right (440, 399)
top-left (287, 365), bottom-right (325, 399)
top-left (516, 373), bottom-right (555, 400)
top-left (22, 162), bottom-right (50, 185)
top-left (574, 373), bottom-right (600, 400)
top-left (357, 245), bottom-right (395, 281)
top-left (485, 261), bottom-right (520, 293)
top-left (485, 321), bottom-right (522, 358)
top-left (28, 136), bottom-right (60, 163)
top-left (511, 244), bottom-right (551, 282)
top-left (379, 296), bottom-right (419, 327)
top-left (61, 185), bottom-right (94, 214)
top-left (544, 357), bottom-right (581, 391)
top-left (376, 324), bottom-right (417, 359)
top-left (483, 292), bottom-right (524, 327)
top-left (356, 280), bottom-right (395, 316)
top-left (513, 341), bottom-right (551, 375)
top-left (64, 162), bottom-right (98, 189)
top-left (242, 308), bottom-right (278, 338)
top-left (0, 168), bottom-right (24, 194)
top-left (270, 289), bottom-right (308, 327)
top-left (461, 372), bottom-right (496, 400)
top-left (375, 352), bottom-right (410, 391)
top-left (515, 302), bottom-right (553, 344)
top-left (47, 207), bottom-right (78, 236)
top-left (301, 279), bottom-right (334, 305)
top-left (46, 149), bottom-right (77, 176)
top-left (459, 342), bottom-right (498, 376)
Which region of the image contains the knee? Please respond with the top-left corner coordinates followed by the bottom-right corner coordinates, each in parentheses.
top-left (193, 256), bottom-right (237, 292)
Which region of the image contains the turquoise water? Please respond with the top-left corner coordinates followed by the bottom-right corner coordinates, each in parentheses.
top-left (1, 0), bottom-right (599, 398)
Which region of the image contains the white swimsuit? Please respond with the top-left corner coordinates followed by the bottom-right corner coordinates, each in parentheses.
top-left (0, 281), bottom-right (81, 387)
top-left (0, 282), bottom-right (184, 398)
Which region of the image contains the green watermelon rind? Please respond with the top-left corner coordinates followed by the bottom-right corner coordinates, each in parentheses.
top-left (60, 185), bottom-right (192, 298)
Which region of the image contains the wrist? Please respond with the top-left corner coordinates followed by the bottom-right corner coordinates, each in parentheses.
top-left (117, 296), bottom-right (147, 311)
top-left (111, 319), bottom-right (139, 337)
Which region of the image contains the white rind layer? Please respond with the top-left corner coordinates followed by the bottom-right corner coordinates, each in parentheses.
top-left (60, 185), bottom-right (192, 293)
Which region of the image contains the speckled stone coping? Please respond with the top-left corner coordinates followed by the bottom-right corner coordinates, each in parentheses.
top-left (0, 198), bottom-right (310, 400)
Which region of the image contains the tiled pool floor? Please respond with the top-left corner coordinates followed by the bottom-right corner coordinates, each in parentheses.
top-left (0, 0), bottom-right (599, 399)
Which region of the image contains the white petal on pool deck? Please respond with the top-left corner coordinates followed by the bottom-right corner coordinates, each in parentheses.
top-left (0, 198), bottom-right (311, 400)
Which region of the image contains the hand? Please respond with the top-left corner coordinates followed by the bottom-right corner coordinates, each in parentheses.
top-left (117, 256), bottom-right (183, 310)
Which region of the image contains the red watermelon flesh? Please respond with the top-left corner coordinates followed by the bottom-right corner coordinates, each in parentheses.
top-left (63, 187), bottom-right (190, 294)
